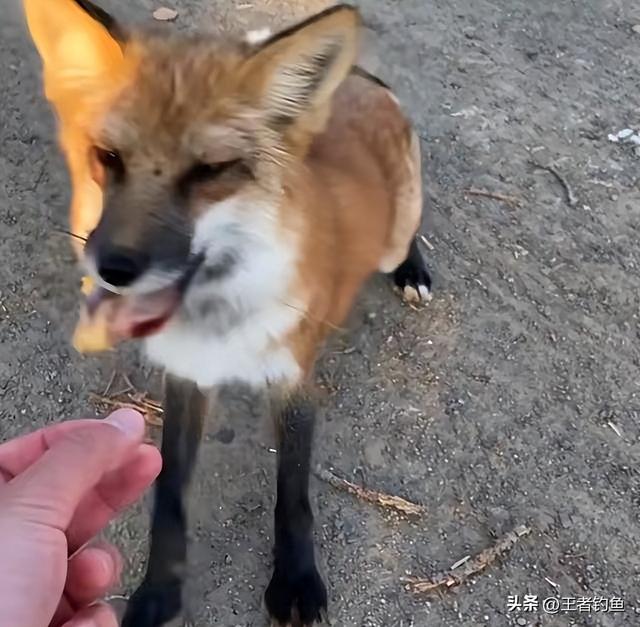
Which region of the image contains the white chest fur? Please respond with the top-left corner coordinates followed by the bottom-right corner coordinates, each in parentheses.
top-left (144, 301), bottom-right (301, 388)
top-left (144, 198), bottom-right (303, 389)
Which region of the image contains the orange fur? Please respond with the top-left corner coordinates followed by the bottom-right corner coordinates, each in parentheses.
top-left (23, 0), bottom-right (133, 253)
top-left (281, 74), bottom-right (420, 374)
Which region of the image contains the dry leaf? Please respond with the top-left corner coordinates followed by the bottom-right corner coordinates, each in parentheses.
top-left (153, 7), bottom-right (178, 21)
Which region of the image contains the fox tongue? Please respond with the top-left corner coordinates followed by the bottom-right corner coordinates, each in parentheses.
top-left (115, 286), bottom-right (182, 338)
top-left (76, 285), bottom-right (181, 352)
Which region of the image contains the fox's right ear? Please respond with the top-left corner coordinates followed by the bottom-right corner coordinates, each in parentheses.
top-left (23, 0), bottom-right (125, 103)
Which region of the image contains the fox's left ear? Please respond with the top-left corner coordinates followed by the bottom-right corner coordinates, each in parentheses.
top-left (23, 0), bottom-right (124, 102)
top-left (240, 4), bottom-right (360, 127)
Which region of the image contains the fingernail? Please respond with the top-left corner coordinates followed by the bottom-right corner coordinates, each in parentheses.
top-left (92, 546), bottom-right (117, 584)
top-left (92, 543), bottom-right (123, 583)
top-left (104, 408), bottom-right (144, 439)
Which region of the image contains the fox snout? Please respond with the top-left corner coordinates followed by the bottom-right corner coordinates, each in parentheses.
top-left (85, 185), bottom-right (193, 290)
top-left (89, 244), bottom-right (150, 288)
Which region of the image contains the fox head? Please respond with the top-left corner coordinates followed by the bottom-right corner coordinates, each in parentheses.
top-left (24, 0), bottom-right (360, 296)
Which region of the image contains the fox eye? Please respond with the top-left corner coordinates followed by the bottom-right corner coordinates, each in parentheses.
top-left (185, 159), bottom-right (241, 185)
top-left (93, 146), bottom-right (124, 174)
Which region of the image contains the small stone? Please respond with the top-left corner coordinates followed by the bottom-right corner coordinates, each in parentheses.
top-left (559, 513), bottom-right (572, 528)
top-left (214, 426), bottom-right (235, 444)
top-left (618, 128), bottom-right (635, 139)
top-left (632, 24), bottom-right (640, 34)
top-left (364, 438), bottom-right (385, 467)
top-left (517, 619), bottom-right (527, 626)
top-left (153, 7), bottom-right (178, 21)
top-left (224, 554), bottom-right (232, 565)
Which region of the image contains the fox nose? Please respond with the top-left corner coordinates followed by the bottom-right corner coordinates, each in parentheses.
top-left (96, 247), bottom-right (149, 287)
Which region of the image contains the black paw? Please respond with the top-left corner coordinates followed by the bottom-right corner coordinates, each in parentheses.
top-left (392, 237), bottom-right (432, 304)
top-left (265, 565), bottom-right (328, 626)
top-left (122, 578), bottom-right (183, 627)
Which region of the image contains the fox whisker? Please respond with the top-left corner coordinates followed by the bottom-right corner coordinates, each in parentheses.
top-left (279, 299), bottom-right (345, 332)
top-left (149, 210), bottom-right (191, 238)
top-left (50, 225), bottom-right (88, 243)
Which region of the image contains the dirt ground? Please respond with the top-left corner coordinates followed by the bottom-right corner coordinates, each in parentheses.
top-left (1, 0), bottom-right (639, 625)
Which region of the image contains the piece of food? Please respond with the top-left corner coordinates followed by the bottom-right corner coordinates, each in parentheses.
top-left (73, 304), bottom-right (114, 353)
top-left (72, 275), bottom-right (182, 354)
top-left (74, 276), bottom-right (115, 353)
top-left (81, 275), bottom-right (95, 295)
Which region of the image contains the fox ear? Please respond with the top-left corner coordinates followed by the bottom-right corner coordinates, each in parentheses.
top-left (23, 0), bottom-right (124, 102)
top-left (241, 5), bottom-right (360, 127)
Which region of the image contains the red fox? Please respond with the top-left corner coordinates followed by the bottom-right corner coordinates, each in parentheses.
top-left (23, 1), bottom-right (431, 625)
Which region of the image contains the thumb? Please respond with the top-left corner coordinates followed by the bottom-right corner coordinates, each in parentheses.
top-left (7, 409), bottom-right (145, 530)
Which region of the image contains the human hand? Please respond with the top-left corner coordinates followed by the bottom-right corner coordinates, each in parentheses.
top-left (0, 409), bottom-right (162, 627)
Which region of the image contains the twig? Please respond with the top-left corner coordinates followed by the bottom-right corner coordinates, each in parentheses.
top-left (89, 391), bottom-right (163, 427)
top-left (464, 189), bottom-right (521, 208)
top-left (402, 525), bottom-right (531, 594)
top-left (607, 421), bottom-right (622, 438)
top-left (544, 576), bottom-right (559, 590)
top-left (530, 161), bottom-right (578, 207)
top-left (102, 370), bottom-right (117, 396)
top-left (332, 346), bottom-right (357, 355)
top-left (106, 386), bottom-right (133, 398)
top-left (121, 372), bottom-right (135, 391)
top-left (450, 555), bottom-right (471, 570)
top-left (419, 234), bottom-right (435, 251)
top-left (314, 466), bottom-right (424, 516)
top-left (28, 165), bottom-right (46, 192)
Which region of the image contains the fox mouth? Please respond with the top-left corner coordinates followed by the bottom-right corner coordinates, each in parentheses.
top-left (84, 254), bottom-right (205, 344)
